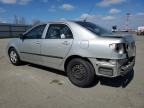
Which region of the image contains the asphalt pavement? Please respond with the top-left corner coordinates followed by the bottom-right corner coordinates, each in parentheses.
top-left (0, 34), bottom-right (144, 108)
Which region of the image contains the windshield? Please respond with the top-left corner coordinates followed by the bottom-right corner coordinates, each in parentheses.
top-left (75, 21), bottom-right (112, 36)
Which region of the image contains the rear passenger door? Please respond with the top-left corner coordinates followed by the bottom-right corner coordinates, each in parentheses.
top-left (41, 24), bottom-right (73, 67)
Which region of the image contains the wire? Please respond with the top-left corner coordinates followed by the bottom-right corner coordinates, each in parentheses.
top-left (83, 3), bottom-right (95, 22)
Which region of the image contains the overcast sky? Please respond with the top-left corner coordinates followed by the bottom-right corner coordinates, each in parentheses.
top-left (0, 0), bottom-right (144, 29)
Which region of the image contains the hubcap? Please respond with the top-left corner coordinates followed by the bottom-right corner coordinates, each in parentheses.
top-left (71, 64), bottom-right (86, 81)
top-left (10, 51), bottom-right (17, 63)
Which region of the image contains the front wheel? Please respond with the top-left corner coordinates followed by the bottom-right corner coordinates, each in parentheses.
top-left (67, 58), bottom-right (95, 87)
top-left (8, 48), bottom-right (21, 65)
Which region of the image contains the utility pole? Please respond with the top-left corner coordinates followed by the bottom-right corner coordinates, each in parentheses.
top-left (125, 13), bottom-right (131, 31)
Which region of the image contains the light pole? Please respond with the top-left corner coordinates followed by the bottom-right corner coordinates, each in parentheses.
top-left (125, 13), bottom-right (131, 31)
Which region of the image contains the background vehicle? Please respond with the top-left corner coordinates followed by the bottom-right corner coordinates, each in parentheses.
top-left (7, 21), bottom-right (136, 87)
top-left (137, 26), bottom-right (144, 35)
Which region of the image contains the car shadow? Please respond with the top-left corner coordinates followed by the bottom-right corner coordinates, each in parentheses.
top-left (27, 63), bottom-right (134, 88)
top-left (28, 63), bottom-right (67, 76)
top-left (98, 69), bottom-right (134, 88)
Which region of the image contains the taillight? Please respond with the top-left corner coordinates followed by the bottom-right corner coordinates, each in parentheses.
top-left (109, 43), bottom-right (126, 54)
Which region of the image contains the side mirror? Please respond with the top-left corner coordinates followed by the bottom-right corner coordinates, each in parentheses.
top-left (19, 34), bottom-right (24, 40)
top-left (60, 34), bottom-right (65, 39)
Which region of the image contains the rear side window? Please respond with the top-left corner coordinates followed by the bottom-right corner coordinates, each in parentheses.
top-left (75, 21), bottom-right (112, 36)
top-left (24, 24), bottom-right (46, 39)
top-left (46, 24), bottom-right (73, 39)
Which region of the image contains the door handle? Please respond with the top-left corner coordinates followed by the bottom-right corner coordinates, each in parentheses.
top-left (62, 41), bottom-right (70, 45)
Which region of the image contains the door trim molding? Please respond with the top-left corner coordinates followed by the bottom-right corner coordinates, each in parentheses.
top-left (20, 52), bottom-right (63, 59)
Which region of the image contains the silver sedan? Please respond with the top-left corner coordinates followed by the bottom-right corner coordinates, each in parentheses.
top-left (7, 21), bottom-right (136, 87)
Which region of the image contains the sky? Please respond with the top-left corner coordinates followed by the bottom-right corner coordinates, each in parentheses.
top-left (0, 0), bottom-right (144, 30)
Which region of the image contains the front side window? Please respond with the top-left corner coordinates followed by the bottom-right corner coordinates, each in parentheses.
top-left (46, 24), bottom-right (73, 39)
top-left (24, 24), bottom-right (46, 39)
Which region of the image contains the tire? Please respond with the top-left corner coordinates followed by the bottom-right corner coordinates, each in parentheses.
top-left (8, 48), bottom-right (21, 66)
top-left (67, 58), bottom-right (95, 87)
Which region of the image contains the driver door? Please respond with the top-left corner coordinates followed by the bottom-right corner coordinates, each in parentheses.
top-left (19, 24), bottom-right (46, 64)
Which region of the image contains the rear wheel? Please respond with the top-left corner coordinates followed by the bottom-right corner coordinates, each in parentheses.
top-left (67, 58), bottom-right (95, 87)
top-left (8, 48), bottom-right (21, 65)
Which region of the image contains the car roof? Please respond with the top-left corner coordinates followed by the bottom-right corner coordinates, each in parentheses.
top-left (37, 20), bottom-right (85, 25)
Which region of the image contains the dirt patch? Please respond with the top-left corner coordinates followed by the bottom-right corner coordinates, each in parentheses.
top-left (50, 79), bottom-right (63, 85)
top-left (0, 56), bottom-right (4, 60)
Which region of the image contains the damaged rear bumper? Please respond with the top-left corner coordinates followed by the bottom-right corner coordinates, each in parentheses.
top-left (89, 56), bottom-right (135, 77)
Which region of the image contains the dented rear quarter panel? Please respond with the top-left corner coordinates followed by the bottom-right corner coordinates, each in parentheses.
top-left (65, 22), bottom-right (127, 60)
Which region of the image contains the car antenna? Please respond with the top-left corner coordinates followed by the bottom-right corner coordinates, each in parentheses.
top-left (83, 4), bottom-right (95, 22)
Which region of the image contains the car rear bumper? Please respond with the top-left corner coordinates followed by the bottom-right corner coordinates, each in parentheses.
top-left (118, 57), bottom-right (135, 76)
top-left (89, 56), bottom-right (135, 77)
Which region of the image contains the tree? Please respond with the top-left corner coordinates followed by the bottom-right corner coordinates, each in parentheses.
top-left (32, 19), bottom-right (41, 25)
top-left (13, 15), bottom-right (19, 24)
top-left (19, 17), bottom-right (26, 25)
top-left (13, 15), bottom-right (27, 25)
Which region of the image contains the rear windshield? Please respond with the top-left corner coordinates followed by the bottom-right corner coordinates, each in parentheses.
top-left (75, 21), bottom-right (112, 36)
